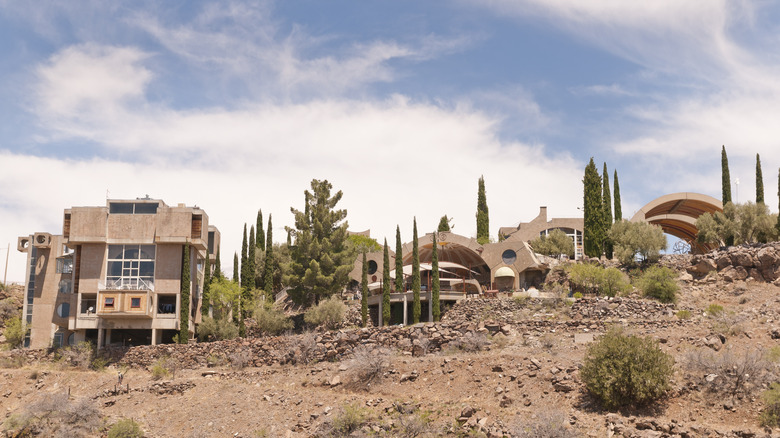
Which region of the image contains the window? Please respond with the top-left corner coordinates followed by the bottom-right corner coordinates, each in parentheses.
top-left (367, 260), bottom-right (378, 275)
top-left (56, 303), bottom-right (70, 318)
top-left (53, 333), bottom-right (64, 348)
top-left (106, 244), bottom-right (155, 290)
top-left (104, 297), bottom-right (115, 308)
top-left (109, 202), bottom-right (158, 214)
top-left (131, 297), bottom-right (141, 308)
top-left (158, 295), bottom-right (176, 314)
top-left (58, 279), bottom-right (72, 294)
top-left (501, 249), bottom-right (517, 265)
top-left (56, 257), bottom-right (73, 274)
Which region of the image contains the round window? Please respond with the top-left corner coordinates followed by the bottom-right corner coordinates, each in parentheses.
top-left (56, 302), bottom-right (70, 318)
top-left (367, 260), bottom-right (378, 275)
top-left (502, 249), bottom-right (517, 264)
top-left (67, 333), bottom-right (75, 346)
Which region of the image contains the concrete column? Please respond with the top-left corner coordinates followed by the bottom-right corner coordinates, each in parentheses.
top-left (377, 303), bottom-right (383, 326)
top-left (403, 294), bottom-right (408, 326)
top-left (97, 328), bottom-right (104, 349)
top-left (105, 328), bottom-right (112, 346)
top-left (151, 328), bottom-right (157, 346)
top-left (428, 292), bottom-right (433, 322)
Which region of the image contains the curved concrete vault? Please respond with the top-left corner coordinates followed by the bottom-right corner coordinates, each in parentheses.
top-left (631, 192), bottom-right (723, 253)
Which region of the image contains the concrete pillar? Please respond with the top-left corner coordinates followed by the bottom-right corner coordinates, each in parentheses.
top-left (377, 303), bottom-right (383, 327)
top-left (105, 328), bottom-right (112, 346)
top-left (151, 328), bottom-right (157, 346)
top-left (428, 292), bottom-right (433, 322)
top-left (403, 294), bottom-right (408, 326)
top-left (97, 328), bottom-right (104, 349)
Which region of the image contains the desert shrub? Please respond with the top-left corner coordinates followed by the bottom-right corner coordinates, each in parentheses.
top-left (392, 406), bottom-right (434, 438)
top-left (767, 346), bottom-right (780, 363)
top-left (636, 266), bottom-right (678, 303)
top-left (572, 292), bottom-right (583, 299)
top-left (2, 316), bottom-right (25, 350)
top-left (706, 303), bottom-right (725, 316)
top-left (581, 328), bottom-right (674, 409)
top-left (290, 332), bottom-right (319, 365)
top-left (197, 316), bottom-right (239, 341)
top-left (676, 310), bottom-right (692, 320)
top-left (686, 347), bottom-right (775, 397)
top-left (761, 383), bottom-right (780, 428)
top-left (600, 267), bottom-right (631, 297)
top-left (348, 345), bottom-right (391, 387)
top-left (304, 295), bottom-right (346, 329)
top-left (0, 298), bottom-right (19, 323)
top-left (608, 220), bottom-right (667, 264)
top-left (150, 357), bottom-right (171, 380)
top-left (230, 350), bottom-right (252, 370)
top-left (509, 410), bottom-right (579, 438)
top-left (567, 263), bottom-right (602, 294)
top-left (708, 310), bottom-right (746, 336)
top-left (321, 403), bottom-right (372, 437)
top-left (107, 418), bottom-right (145, 438)
top-left (253, 305), bottom-right (293, 335)
top-left (697, 201), bottom-right (778, 246)
top-left (4, 392), bottom-right (100, 437)
top-left (539, 333), bottom-right (557, 350)
top-left (58, 341), bottom-right (94, 369)
top-left (488, 333), bottom-right (508, 350)
top-left (455, 332), bottom-right (490, 352)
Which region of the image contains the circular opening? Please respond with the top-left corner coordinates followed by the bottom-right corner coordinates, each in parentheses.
top-left (56, 303), bottom-right (70, 318)
top-left (502, 249), bottom-right (517, 264)
top-left (36, 234), bottom-right (47, 244)
top-left (67, 333), bottom-right (75, 346)
top-left (21, 239), bottom-right (29, 249)
top-left (367, 260), bottom-right (378, 275)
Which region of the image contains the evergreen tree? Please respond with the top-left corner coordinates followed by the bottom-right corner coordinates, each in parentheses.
top-left (361, 251), bottom-right (368, 327)
top-left (613, 170), bottom-right (622, 222)
top-left (382, 239), bottom-right (391, 325)
top-left (240, 225), bottom-right (252, 320)
top-left (412, 218), bottom-right (421, 323)
top-left (201, 250), bottom-right (211, 318)
top-left (263, 214), bottom-right (274, 302)
top-left (757, 153), bottom-right (765, 204)
top-left (722, 145), bottom-right (732, 205)
top-left (437, 215), bottom-right (451, 232)
top-left (256, 209), bottom-right (265, 251)
top-left (214, 248), bottom-right (222, 280)
top-left (395, 226), bottom-right (403, 292)
top-left (431, 233), bottom-right (440, 322)
top-left (602, 163), bottom-right (613, 258)
top-left (240, 224), bottom-right (248, 289)
top-left (232, 252), bottom-right (239, 283)
top-left (476, 176), bottom-right (490, 244)
top-left (285, 179), bottom-right (353, 305)
top-left (247, 225), bottom-right (256, 290)
top-left (287, 230), bottom-right (292, 246)
top-left (179, 243), bottom-right (191, 344)
top-left (583, 158), bottom-right (606, 257)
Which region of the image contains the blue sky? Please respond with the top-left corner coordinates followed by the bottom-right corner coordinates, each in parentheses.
top-left (2, 1), bottom-right (779, 281)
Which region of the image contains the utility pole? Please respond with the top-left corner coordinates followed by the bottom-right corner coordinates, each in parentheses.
top-left (3, 244), bottom-right (9, 286)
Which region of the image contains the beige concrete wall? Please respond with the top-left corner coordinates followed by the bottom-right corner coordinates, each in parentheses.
top-left (155, 244), bottom-right (182, 294)
top-left (78, 243), bottom-right (105, 291)
top-left (68, 207), bottom-right (108, 242)
top-left (107, 214), bottom-right (157, 243)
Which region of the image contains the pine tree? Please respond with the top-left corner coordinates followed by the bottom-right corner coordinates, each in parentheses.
top-left (613, 169), bottom-right (622, 222)
top-left (382, 239), bottom-right (391, 325)
top-left (395, 226), bottom-right (403, 293)
top-left (602, 163), bottom-right (613, 258)
top-left (256, 209), bottom-right (265, 251)
top-left (179, 243), bottom-right (191, 344)
top-left (476, 176), bottom-right (490, 244)
top-left (757, 153), bottom-right (765, 204)
top-left (201, 250), bottom-right (211, 318)
top-left (431, 233), bottom-right (440, 322)
top-left (583, 158), bottom-right (605, 257)
top-left (263, 214), bottom-right (274, 302)
top-left (437, 215), bottom-right (450, 232)
top-left (411, 218), bottom-right (421, 323)
top-left (722, 145), bottom-right (732, 205)
top-left (232, 252), bottom-right (239, 283)
top-left (214, 248), bottom-right (222, 280)
top-left (361, 251), bottom-right (368, 327)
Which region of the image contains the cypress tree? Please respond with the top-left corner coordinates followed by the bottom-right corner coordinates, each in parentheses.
top-left (613, 169), bottom-right (622, 222)
top-left (602, 163), bottom-right (613, 258)
top-left (214, 248), bottom-right (222, 280)
top-left (179, 243), bottom-right (191, 344)
top-left (240, 224), bottom-right (248, 289)
top-left (256, 209), bottom-right (265, 251)
top-left (437, 215), bottom-right (450, 232)
top-left (395, 226), bottom-right (403, 292)
top-left (201, 250), bottom-right (211, 318)
top-left (382, 239), bottom-right (391, 325)
top-left (583, 158), bottom-right (605, 257)
top-left (287, 230), bottom-right (292, 246)
top-left (361, 251), bottom-right (368, 327)
top-left (232, 252), bottom-right (239, 283)
top-left (247, 225), bottom-right (256, 290)
top-left (476, 176), bottom-right (490, 244)
top-left (240, 225), bottom-right (252, 320)
top-left (722, 145), bottom-right (732, 205)
top-left (412, 218), bottom-right (421, 324)
top-left (431, 233), bottom-right (440, 322)
top-left (757, 153), bottom-right (765, 204)
top-left (263, 214), bottom-right (274, 302)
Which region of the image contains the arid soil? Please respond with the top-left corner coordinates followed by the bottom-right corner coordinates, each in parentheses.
top-left (3, 266), bottom-right (780, 437)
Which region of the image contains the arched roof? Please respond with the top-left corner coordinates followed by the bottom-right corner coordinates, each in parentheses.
top-left (631, 192), bottom-right (722, 253)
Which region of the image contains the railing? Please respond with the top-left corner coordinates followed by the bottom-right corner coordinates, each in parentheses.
top-left (99, 277), bottom-right (155, 291)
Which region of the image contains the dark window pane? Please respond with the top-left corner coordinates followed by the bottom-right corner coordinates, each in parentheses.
top-left (131, 297), bottom-right (141, 308)
top-left (140, 245), bottom-right (155, 259)
top-left (139, 261), bottom-right (155, 277)
top-left (107, 261), bottom-right (122, 276)
top-left (108, 245), bottom-right (123, 259)
top-left (109, 203), bottom-right (133, 214)
top-left (124, 246), bottom-right (139, 259)
top-left (134, 203), bottom-right (158, 214)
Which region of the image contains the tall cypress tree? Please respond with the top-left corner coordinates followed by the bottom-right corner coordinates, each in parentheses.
top-left (361, 251), bottom-right (368, 327)
top-left (263, 214), bottom-right (274, 302)
top-left (431, 233), bottom-right (440, 322)
top-left (583, 158), bottom-right (605, 257)
top-left (602, 163), bottom-right (613, 258)
top-left (722, 145), bottom-right (732, 205)
top-left (240, 224), bottom-right (248, 289)
top-left (232, 252), bottom-right (239, 283)
top-left (247, 225), bottom-right (256, 289)
top-left (214, 248), bottom-right (222, 280)
top-left (240, 224), bottom-right (251, 320)
top-left (201, 250), bottom-right (211, 318)
top-left (395, 226), bottom-right (403, 292)
top-left (179, 243), bottom-right (191, 344)
top-left (412, 218), bottom-right (421, 324)
top-left (256, 209), bottom-right (265, 251)
top-left (756, 153), bottom-right (765, 204)
top-left (437, 215), bottom-right (450, 232)
top-left (382, 239), bottom-right (391, 325)
top-left (476, 176), bottom-right (490, 244)
top-left (613, 169), bottom-right (622, 222)
top-left (286, 230), bottom-right (292, 246)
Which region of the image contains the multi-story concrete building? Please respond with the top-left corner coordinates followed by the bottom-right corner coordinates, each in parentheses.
top-left (17, 198), bottom-right (219, 349)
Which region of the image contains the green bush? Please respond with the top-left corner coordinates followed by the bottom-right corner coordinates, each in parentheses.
top-left (150, 357), bottom-right (171, 381)
top-left (529, 229), bottom-right (575, 258)
top-left (608, 220), bottom-right (667, 264)
top-left (327, 403), bottom-right (371, 437)
top-left (581, 328), bottom-right (674, 409)
top-left (567, 263), bottom-right (630, 297)
top-left (108, 418), bottom-right (144, 438)
top-left (706, 303), bottom-right (725, 316)
top-left (762, 383), bottom-right (780, 428)
top-left (0, 297), bottom-right (19, 323)
top-left (600, 267), bottom-right (632, 297)
top-left (197, 316), bottom-right (239, 341)
top-left (2, 316), bottom-right (25, 349)
top-left (253, 305), bottom-right (293, 335)
top-left (676, 310), bottom-right (692, 320)
top-left (636, 266), bottom-right (678, 303)
top-left (304, 295), bottom-right (346, 329)
top-left (572, 292), bottom-right (583, 299)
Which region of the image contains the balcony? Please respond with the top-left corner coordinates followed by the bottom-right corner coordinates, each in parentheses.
top-left (100, 277), bottom-right (155, 292)
top-left (96, 290), bottom-right (153, 319)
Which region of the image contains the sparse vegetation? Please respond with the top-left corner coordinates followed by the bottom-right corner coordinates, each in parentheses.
top-left (761, 383), bottom-right (780, 428)
top-left (510, 410), bottom-right (579, 438)
top-left (230, 350), bottom-right (252, 370)
top-left (197, 316), bottom-right (239, 342)
top-left (2, 316), bottom-right (25, 349)
top-left (320, 403), bottom-right (372, 437)
top-left (454, 332), bottom-right (490, 352)
top-left (676, 310), bottom-right (692, 320)
top-left (253, 304), bottom-right (293, 335)
top-left (686, 347), bottom-right (775, 397)
top-left (636, 265), bottom-right (678, 303)
top-left (150, 357), bottom-right (171, 380)
top-left (706, 303), bottom-right (725, 316)
top-left (58, 341), bottom-right (97, 370)
top-left (581, 328), bottom-right (674, 409)
top-left (107, 418), bottom-right (145, 438)
top-left (3, 392), bottom-right (101, 437)
top-left (304, 295), bottom-right (346, 329)
top-left (348, 345), bottom-right (391, 388)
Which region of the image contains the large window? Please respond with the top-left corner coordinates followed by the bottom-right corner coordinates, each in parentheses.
top-left (56, 256), bottom-right (73, 274)
top-left (109, 202), bottom-right (159, 214)
top-left (106, 244), bottom-right (155, 290)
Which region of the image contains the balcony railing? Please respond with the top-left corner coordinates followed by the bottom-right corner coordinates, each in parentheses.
top-left (100, 277), bottom-right (155, 292)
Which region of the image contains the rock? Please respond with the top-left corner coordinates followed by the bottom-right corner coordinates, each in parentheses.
top-left (329, 375), bottom-right (341, 387)
top-left (574, 333), bottom-right (594, 344)
top-left (460, 406), bottom-right (476, 418)
top-left (688, 259), bottom-right (717, 276)
top-left (529, 358), bottom-right (542, 370)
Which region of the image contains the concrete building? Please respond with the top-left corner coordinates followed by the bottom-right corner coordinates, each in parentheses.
top-left (17, 198), bottom-right (220, 349)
